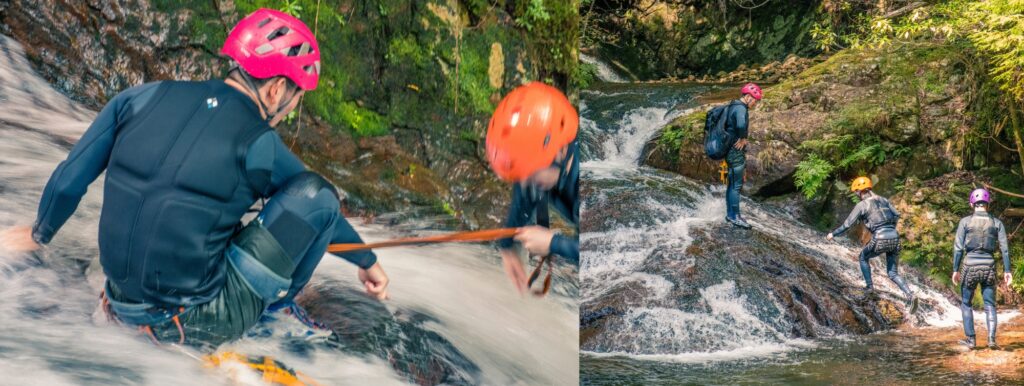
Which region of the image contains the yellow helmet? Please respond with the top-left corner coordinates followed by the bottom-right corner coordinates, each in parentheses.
top-left (850, 176), bottom-right (872, 192)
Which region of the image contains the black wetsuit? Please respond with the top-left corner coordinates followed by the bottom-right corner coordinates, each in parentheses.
top-left (723, 100), bottom-right (749, 222)
top-left (953, 210), bottom-right (1010, 343)
top-left (33, 80), bottom-right (373, 347)
top-left (832, 193), bottom-right (912, 297)
top-left (498, 143), bottom-right (579, 264)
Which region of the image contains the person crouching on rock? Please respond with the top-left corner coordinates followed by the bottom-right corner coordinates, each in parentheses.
top-left (827, 177), bottom-right (916, 310)
top-left (952, 188), bottom-right (1012, 349)
top-left (0, 9), bottom-right (390, 348)
top-left (486, 82), bottom-right (579, 294)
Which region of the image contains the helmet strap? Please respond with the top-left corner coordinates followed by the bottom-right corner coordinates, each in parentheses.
top-left (235, 68), bottom-right (297, 123)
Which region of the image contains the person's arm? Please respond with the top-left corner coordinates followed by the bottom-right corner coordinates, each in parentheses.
top-left (33, 84), bottom-right (155, 244)
top-left (550, 234), bottom-right (578, 264)
top-left (732, 103), bottom-right (749, 139)
top-left (329, 217), bottom-right (377, 269)
top-left (952, 218), bottom-right (968, 272)
top-left (998, 219), bottom-right (1011, 272)
top-left (831, 201), bottom-right (865, 237)
top-left (500, 184), bottom-right (536, 250)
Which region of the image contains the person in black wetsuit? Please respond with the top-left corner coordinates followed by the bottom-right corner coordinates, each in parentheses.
top-left (827, 176), bottom-right (916, 309)
top-left (953, 188), bottom-right (1012, 349)
top-left (0, 9), bottom-right (388, 347)
top-left (485, 82), bottom-right (579, 294)
top-left (724, 83), bottom-right (762, 230)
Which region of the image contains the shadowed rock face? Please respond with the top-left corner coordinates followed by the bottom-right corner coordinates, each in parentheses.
top-left (296, 280), bottom-right (481, 386)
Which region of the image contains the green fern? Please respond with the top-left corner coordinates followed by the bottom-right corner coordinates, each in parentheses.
top-left (795, 155), bottom-right (836, 199)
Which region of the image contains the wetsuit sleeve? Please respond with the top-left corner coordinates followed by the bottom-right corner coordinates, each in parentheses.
top-left (329, 218), bottom-right (378, 269)
top-left (730, 103), bottom-right (749, 139)
top-left (550, 234), bottom-right (579, 264)
top-left (499, 184), bottom-right (537, 250)
top-left (246, 131), bottom-right (307, 198)
top-left (32, 86), bottom-right (145, 244)
top-left (998, 219), bottom-right (1010, 273)
top-left (832, 201), bottom-right (866, 237)
top-left (953, 218), bottom-right (968, 272)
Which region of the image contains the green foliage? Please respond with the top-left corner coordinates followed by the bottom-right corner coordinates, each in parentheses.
top-left (794, 155), bottom-right (835, 199)
top-left (515, 0), bottom-right (551, 32)
top-left (280, 0), bottom-right (303, 17)
top-left (968, 0), bottom-right (1024, 103)
top-left (572, 61), bottom-right (597, 89)
top-left (794, 133), bottom-right (889, 199)
top-left (656, 112), bottom-right (705, 157)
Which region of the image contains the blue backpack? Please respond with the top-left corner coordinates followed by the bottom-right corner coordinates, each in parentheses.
top-left (704, 103), bottom-right (737, 160)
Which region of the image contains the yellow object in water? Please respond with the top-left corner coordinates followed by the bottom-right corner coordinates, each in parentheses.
top-left (204, 352), bottom-right (322, 386)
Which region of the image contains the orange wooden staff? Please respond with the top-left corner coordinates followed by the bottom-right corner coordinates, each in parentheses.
top-left (327, 228), bottom-right (519, 253)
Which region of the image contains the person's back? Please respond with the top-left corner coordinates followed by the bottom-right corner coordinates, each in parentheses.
top-left (99, 79), bottom-right (270, 307)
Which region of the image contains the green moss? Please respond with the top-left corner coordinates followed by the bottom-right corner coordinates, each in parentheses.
top-left (387, 35), bottom-right (429, 66)
top-left (454, 38), bottom-right (496, 114)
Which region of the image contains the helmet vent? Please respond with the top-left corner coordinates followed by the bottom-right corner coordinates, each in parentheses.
top-left (256, 18), bottom-right (272, 28)
top-left (254, 43), bottom-right (275, 55)
top-left (543, 133), bottom-right (551, 147)
top-left (267, 27), bottom-right (291, 41)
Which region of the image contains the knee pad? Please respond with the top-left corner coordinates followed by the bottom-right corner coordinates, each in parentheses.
top-left (282, 172), bottom-right (340, 202)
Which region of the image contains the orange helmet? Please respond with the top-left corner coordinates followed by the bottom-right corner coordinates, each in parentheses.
top-left (486, 82), bottom-right (579, 182)
top-left (850, 176), bottom-right (873, 192)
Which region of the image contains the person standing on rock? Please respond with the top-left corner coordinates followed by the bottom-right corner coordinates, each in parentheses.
top-left (0, 9), bottom-right (390, 347)
top-left (486, 82), bottom-right (579, 294)
top-left (827, 177), bottom-right (916, 309)
top-left (723, 83), bottom-right (761, 229)
top-left (952, 188), bottom-right (1012, 349)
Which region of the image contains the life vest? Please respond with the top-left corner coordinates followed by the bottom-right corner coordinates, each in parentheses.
top-left (99, 80), bottom-right (272, 307)
top-left (864, 196), bottom-right (898, 232)
top-left (964, 213), bottom-right (999, 255)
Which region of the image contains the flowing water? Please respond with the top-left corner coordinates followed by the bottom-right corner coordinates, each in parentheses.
top-left (579, 54), bottom-right (627, 83)
top-left (0, 35), bottom-right (578, 386)
top-left (577, 81), bottom-right (1021, 385)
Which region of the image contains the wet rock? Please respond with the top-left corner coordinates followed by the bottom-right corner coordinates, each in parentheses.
top-left (298, 279), bottom-right (481, 385)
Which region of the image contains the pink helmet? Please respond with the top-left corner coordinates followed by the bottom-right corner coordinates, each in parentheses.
top-left (221, 9), bottom-right (321, 91)
top-left (741, 83), bottom-right (762, 101)
top-left (970, 188), bottom-right (991, 206)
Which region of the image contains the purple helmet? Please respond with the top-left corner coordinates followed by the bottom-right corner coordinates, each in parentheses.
top-left (970, 188), bottom-right (991, 206)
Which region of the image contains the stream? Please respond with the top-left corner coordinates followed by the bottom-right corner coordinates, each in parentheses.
top-left (0, 35), bottom-right (578, 386)
top-left (577, 78), bottom-right (1023, 385)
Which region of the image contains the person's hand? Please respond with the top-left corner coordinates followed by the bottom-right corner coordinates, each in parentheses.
top-left (826, 233), bottom-right (834, 241)
top-left (733, 139), bottom-right (748, 150)
top-left (501, 249), bottom-right (528, 295)
top-left (1, 226), bottom-right (40, 253)
top-left (358, 262), bottom-right (389, 300)
top-left (952, 271), bottom-right (960, 284)
top-left (514, 226), bottom-right (555, 256)
top-left (1005, 272), bottom-right (1013, 287)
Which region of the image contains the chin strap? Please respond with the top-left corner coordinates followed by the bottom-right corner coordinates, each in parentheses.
top-left (235, 69), bottom-right (297, 123)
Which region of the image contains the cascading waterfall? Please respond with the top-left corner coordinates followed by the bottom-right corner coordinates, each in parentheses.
top-left (579, 53), bottom-right (627, 83)
top-left (578, 81), bottom-right (988, 364)
top-left (0, 35), bottom-right (578, 386)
